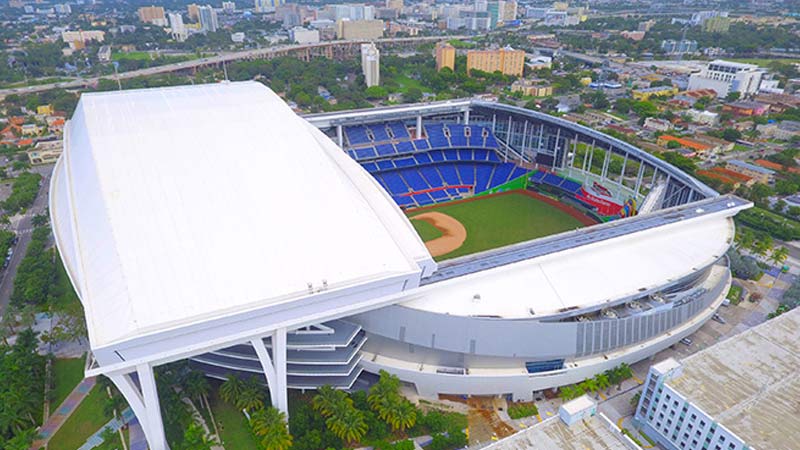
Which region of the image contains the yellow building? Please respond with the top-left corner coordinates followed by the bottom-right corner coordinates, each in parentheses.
top-left (631, 86), bottom-right (678, 101)
top-left (37, 104), bottom-right (53, 116)
top-left (337, 19), bottom-right (384, 40)
top-left (466, 47), bottom-right (525, 77)
top-left (511, 79), bottom-right (553, 97)
top-left (435, 42), bottom-right (455, 72)
top-left (137, 5), bottom-right (167, 25)
top-left (27, 140), bottom-right (62, 165)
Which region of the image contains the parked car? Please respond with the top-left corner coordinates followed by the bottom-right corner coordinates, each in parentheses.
top-left (680, 338), bottom-right (693, 346)
top-left (712, 313), bottom-right (726, 324)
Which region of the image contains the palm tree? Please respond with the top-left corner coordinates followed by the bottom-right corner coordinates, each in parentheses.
top-left (367, 370), bottom-right (401, 411)
top-left (184, 370), bottom-right (219, 438)
top-left (382, 398), bottom-right (417, 432)
top-left (313, 385), bottom-right (349, 418)
top-left (616, 363), bottom-right (633, 390)
top-left (219, 376), bottom-right (244, 405)
top-left (770, 246), bottom-right (790, 267)
top-left (250, 407), bottom-right (293, 450)
top-left (236, 377), bottom-right (266, 412)
top-left (325, 406), bottom-right (367, 444)
top-left (594, 373), bottom-right (611, 396)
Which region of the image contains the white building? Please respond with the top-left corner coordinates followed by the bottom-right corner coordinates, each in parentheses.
top-left (290, 27), bottom-right (320, 44)
top-left (687, 60), bottom-right (764, 98)
top-left (222, 1), bottom-right (235, 13)
top-left (686, 109), bottom-right (719, 126)
top-left (254, 0), bottom-right (283, 13)
top-left (54, 3), bottom-right (71, 14)
top-left (635, 308), bottom-right (800, 450)
top-left (230, 32), bottom-right (245, 43)
top-left (168, 12), bottom-right (188, 42)
top-left (198, 5), bottom-right (219, 32)
top-left (361, 42), bottom-right (380, 88)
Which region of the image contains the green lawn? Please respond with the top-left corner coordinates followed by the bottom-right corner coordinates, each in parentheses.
top-left (727, 284), bottom-right (743, 304)
top-left (410, 218), bottom-right (443, 241)
top-left (507, 402), bottom-right (539, 419)
top-left (49, 385), bottom-right (114, 450)
top-left (211, 391), bottom-right (259, 449)
top-left (729, 58), bottom-right (800, 67)
top-left (112, 51), bottom-right (152, 61)
top-left (407, 191), bottom-right (587, 260)
top-left (51, 355), bottom-right (86, 410)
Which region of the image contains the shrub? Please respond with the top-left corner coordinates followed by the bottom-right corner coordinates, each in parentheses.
top-left (507, 402), bottom-right (539, 419)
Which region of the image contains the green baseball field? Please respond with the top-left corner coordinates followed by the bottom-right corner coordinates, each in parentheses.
top-left (407, 191), bottom-right (593, 260)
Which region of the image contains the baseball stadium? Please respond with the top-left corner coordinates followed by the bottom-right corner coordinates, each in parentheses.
top-left (51, 82), bottom-right (750, 448)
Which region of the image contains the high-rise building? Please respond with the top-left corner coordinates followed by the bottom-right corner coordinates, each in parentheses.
top-left (435, 42), bottom-right (456, 72)
top-left (660, 39), bottom-right (697, 55)
top-left (361, 42), bottom-right (380, 87)
top-left (502, 0), bottom-right (517, 21)
top-left (687, 60), bottom-right (764, 98)
top-left (222, 1), bottom-right (235, 13)
top-left (487, 1), bottom-right (502, 28)
top-left (386, 0), bottom-right (403, 11)
top-left (168, 12), bottom-right (187, 42)
top-left (54, 3), bottom-right (72, 14)
top-left (198, 5), bottom-right (219, 32)
top-left (635, 307), bottom-right (800, 450)
top-left (466, 46), bottom-right (525, 77)
top-left (187, 4), bottom-right (200, 22)
top-left (337, 19), bottom-right (384, 40)
top-left (138, 5), bottom-right (168, 26)
top-left (255, 0), bottom-right (284, 13)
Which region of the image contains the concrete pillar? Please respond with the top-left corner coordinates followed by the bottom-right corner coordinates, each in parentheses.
top-left (274, 328), bottom-right (288, 414)
top-left (416, 115), bottom-right (423, 139)
top-left (337, 125), bottom-right (343, 148)
top-left (464, 109), bottom-right (470, 125)
top-left (107, 365), bottom-right (170, 450)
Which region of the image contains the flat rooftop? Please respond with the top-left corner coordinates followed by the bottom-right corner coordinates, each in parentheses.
top-left (487, 413), bottom-right (634, 450)
top-left (668, 307), bottom-right (800, 450)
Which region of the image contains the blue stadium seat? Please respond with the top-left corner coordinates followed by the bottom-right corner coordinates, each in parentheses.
top-left (429, 150), bottom-right (445, 162)
top-left (490, 163), bottom-right (515, 187)
top-left (346, 149), bottom-right (357, 159)
top-left (362, 162), bottom-right (379, 173)
top-left (401, 169), bottom-right (430, 191)
top-left (475, 165), bottom-right (494, 192)
top-left (543, 172), bottom-right (565, 188)
top-left (413, 193), bottom-right (434, 206)
top-left (354, 147), bottom-right (377, 160)
top-left (369, 124), bottom-right (391, 142)
top-left (444, 149), bottom-right (460, 161)
top-left (388, 122), bottom-right (410, 140)
top-left (473, 149), bottom-right (489, 161)
top-left (345, 126), bottom-right (371, 145)
top-left (510, 167), bottom-right (528, 180)
top-left (426, 124), bottom-right (450, 148)
top-left (395, 141), bottom-right (414, 154)
top-left (413, 139), bottom-right (430, 150)
top-left (438, 165), bottom-right (460, 185)
top-left (449, 126), bottom-right (468, 147)
top-left (376, 159), bottom-right (395, 171)
top-left (376, 143), bottom-right (397, 157)
top-left (414, 153), bottom-right (432, 165)
top-left (394, 157), bottom-right (416, 168)
top-left (458, 149), bottom-right (473, 161)
top-left (529, 170), bottom-right (547, 182)
top-left (560, 179), bottom-right (583, 194)
top-left (485, 134), bottom-right (499, 148)
top-left (487, 151), bottom-right (502, 162)
top-left (420, 166), bottom-right (443, 186)
top-left (457, 164), bottom-right (475, 185)
top-left (430, 190), bottom-right (449, 201)
top-left (382, 172), bottom-right (408, 195)
top-left (394, 196), bottom-right (414, 207)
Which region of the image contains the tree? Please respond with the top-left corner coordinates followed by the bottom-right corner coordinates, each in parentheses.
top-left (180, 422), bottom-right (214, 450)
top-left (236, 377), bottom-right (266, 412)
top-left (405, 87), bottom-right (423, 103)
top-left (770, 247), bottom-right (790, 267)
top-left (313, 385), bottom-right (350, 418)
top-left (365, 85), bottom-right (388, 100)
top-left (721, 128), bottom-right (742, 142)
top-left (325, 406), bottom-right (367, 443)
top-left (725, 91), bottom-right (741, 102)
top-left (250, 407), bottom-right (293, 450)
top-left (220, 376), bottom-right (244, 406)
top-left (594, 373), bottom-right (611, 395)
top-left (381, 398), bottom-right (417, 432)
top-left (630, 392), bottom-right (642, 408)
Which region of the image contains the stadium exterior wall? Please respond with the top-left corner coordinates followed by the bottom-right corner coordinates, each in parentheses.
top-left (359, 266), bottom-right (730, 401)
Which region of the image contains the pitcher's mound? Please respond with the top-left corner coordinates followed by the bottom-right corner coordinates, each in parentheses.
top-left (411, 211), bottom-right (467, 257)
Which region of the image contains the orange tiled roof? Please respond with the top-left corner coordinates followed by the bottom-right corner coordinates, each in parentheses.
top-left (710, 167), bottom-right (753, 183)
top-left (659, 135), bottom-right (712, 151)
top-left (754, 159), bottom-right (784, 171)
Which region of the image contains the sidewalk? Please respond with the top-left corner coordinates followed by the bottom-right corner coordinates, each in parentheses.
top-left (30, 377), bottom-right (97, 449)
top-left (128, 418), bottom-right (148, 450)
top-left (77, 408), bottom-right (135, 450)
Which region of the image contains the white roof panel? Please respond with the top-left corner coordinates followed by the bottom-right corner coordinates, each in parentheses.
top-left (402, 215), bottom-right (732, 318)
top-left (52, 81), bottom-right (434, 347)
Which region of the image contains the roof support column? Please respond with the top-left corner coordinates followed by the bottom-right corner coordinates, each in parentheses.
top-left (109, 365), bottom-right (168, 450)
top-left (336, 124), bottom-right (343, 148)
top-left (273, 328), bottom-right (289, 415)
top-left (251, 327), bottom-right (289, 416)
top-left (463, 109), bottom-right (470, 125)
top-left (416, 115), bottom-right (422, 139)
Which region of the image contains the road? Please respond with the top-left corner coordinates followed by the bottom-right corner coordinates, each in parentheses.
top-left (0, 35), bottom-right (468, 99)
top-left (0, 165), bottom-right (53, 316)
